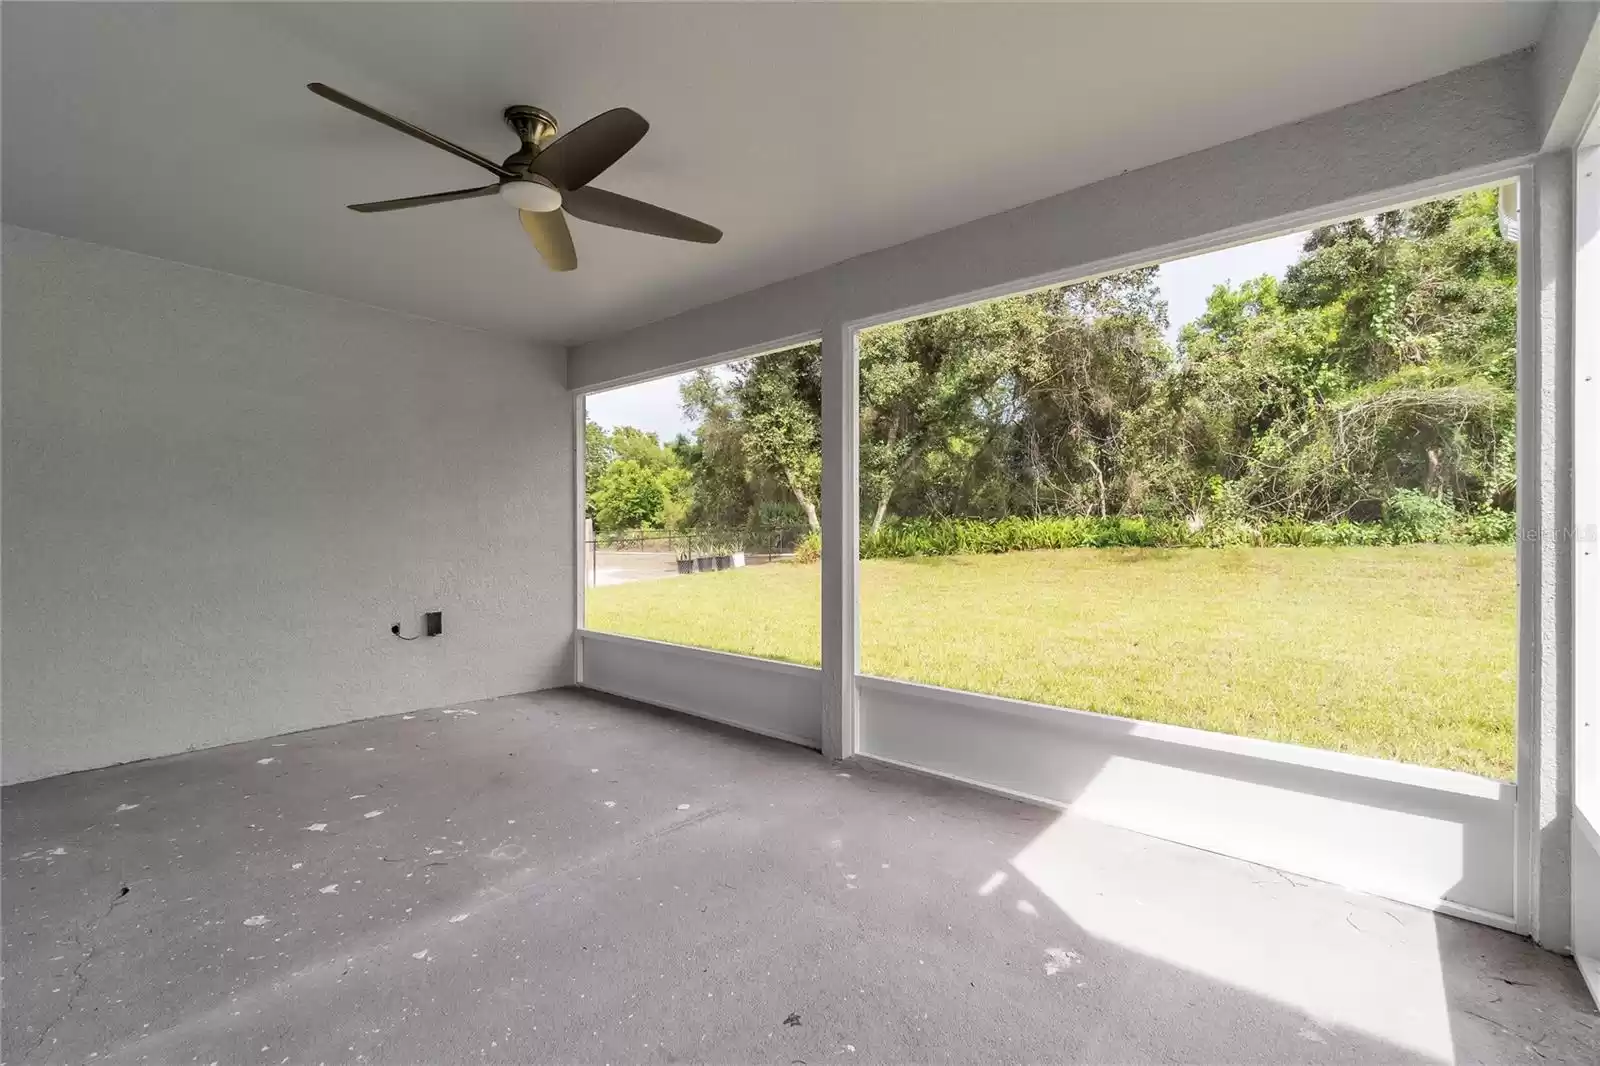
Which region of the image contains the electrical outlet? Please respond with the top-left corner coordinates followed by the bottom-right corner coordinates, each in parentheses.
top-left (424, 610), bottom-right (443, 637)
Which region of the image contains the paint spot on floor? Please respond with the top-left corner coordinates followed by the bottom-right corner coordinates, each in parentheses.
top-left (319, 884), bottom-right (339, 894)
top-left (412, 949), bottom-right (429, 960)
top-left (441, 709), bottom-right (477, 716)
top-left (977, 871), bottom-right (1007, 896)
top-left (256, 758), bottom-right (276, 765)
top-left (449, 914), bottom-right (469, 923)
top-left (47, 847), bottom-right (66, 856)
top-left (402, 715), bottom-right (415, 720)
top-left (1044, 948), bottom-right (1082, 975)
top-left (242, 915), bottom-right (270, 927)
top-left (291, 862), bottom-right (303, 870)
top-left (115, 803), bottom-right (140, 812)
top-left (349, 795), bottom-right (366, 800)
top-left (1016, 900), bottom-right (1039, 917)
top-left (303, 824), bottom-right (328, 832)
top-left (364, 747), bottom-right (375, 752)
top-left (364, 810), bottom-right (383, 819)
top-left (677, 804), bottom-right (691, 811)
top-left (603, 801), bottom-right (616, 808)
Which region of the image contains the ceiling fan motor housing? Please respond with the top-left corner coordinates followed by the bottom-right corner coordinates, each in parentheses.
top-left (503, 105), bottom-right (559, 172)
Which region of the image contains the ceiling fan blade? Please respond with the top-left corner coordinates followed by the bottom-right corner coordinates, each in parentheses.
top-left (561, 186), bottom-right (722, 244)
top-left (520, 209), bottom-right (577, 272)
top-left (348, 184), bottom-right (500, 213)
top-left (530, 108), bottom-right (648, 191)
top-left (308, 83), bottom-right (513, 179)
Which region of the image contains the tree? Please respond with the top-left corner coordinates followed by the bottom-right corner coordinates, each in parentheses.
top-left (1006, 269), bottom-right (1172, 518)
top-left (1156, 189), bottom-right (1516, 523)
top-left (678, 370), bottom-right (758, 531)
top-left (731, 345), bottom-right (825, 532)
top-left (589, 457), bottom-right (692, 533)
top-left (585, 425), bottom-right (694, 533)
top-left (859, 296), bottom-right (1051, 532)
top-left (608, 191), bottom-right (1515, 539)
top-left (583, 420), bottom-right (613, 518)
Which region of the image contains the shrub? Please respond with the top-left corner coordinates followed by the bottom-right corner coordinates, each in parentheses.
top-left (1461, 507), bottom-right (1517, 544)
top-left (853, 507), bottom-right (1514, 560)
top-left (794, 531), bottom-right (822, 563)
top-left (1382, 488), bottom-right (1459, 541)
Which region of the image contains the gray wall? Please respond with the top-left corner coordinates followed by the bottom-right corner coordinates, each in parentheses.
top-left (2, 227), bottom-right (573, 784)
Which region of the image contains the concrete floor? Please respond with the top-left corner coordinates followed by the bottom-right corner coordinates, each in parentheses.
top-left (3, 689), bottom-right (1596, 1065)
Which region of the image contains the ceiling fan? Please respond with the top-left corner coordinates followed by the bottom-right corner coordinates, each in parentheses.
top-left (307, 83), bottom-right (722, 272)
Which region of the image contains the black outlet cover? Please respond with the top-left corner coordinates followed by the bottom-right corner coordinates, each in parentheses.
top-left (424, 610), bottom-right (443, 637)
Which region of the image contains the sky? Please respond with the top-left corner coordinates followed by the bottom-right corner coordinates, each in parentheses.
top-left (585, 230), bottom-right (1309, 441)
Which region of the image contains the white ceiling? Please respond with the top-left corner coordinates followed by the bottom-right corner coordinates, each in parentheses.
top-left (2, 2), bottom-right (1548, 346)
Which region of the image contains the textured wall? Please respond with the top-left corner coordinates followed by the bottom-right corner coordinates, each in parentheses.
top-left (1519, 155), bottom-right (1576, 950)
top-left (2, 227), bottom-right (573, 783)
top-left (1534, 2), bottom-right (1600, 149)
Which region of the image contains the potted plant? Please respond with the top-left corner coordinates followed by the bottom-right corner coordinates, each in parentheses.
top-left (674, 540), bottom-right (695, 575)
top-left (728, 532), bottom-right (746, 569)
top-left (693, 533), bottom-right (715, 572)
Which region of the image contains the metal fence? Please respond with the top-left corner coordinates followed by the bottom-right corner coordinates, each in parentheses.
top-left (582, 525), bottom-right (806, 587)
top-left (593, 526), bottom-right (804, 557)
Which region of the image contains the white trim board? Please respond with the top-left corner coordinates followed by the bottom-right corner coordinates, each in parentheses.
top-left (856, 675), bottom-right (1518, 925)
top-left (1579, 956), bottom-right (1600, 1012)
top-left (857, 675), bottom-right (1513, 801)
top-left (577, 630), bottom-right (823, 749)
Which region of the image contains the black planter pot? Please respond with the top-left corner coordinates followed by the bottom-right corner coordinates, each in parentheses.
top-left (695, 557), bottom-right (714, 572)
top-left (676, 559), bottom-right (695, 575)
top-left (714, 555), bottom-right (732, 571)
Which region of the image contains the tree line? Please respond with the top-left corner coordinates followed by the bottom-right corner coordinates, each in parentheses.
top-left (585, 190), bottom-right (1517, 549)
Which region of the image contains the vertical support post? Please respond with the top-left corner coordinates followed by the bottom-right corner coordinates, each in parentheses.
top-left (572, 389), bottom-right (588, 686)
top-left (1573, 143), bottom-right (1600, 979)
top-left (821, 319), bottom-right (859, 760)
top-left (1516, 154), bottom-right (1577, 949)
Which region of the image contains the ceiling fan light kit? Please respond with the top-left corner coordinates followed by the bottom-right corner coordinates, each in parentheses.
top-left (307, 84), bottom-right (722, 272)
top-left (499, 178), bottom-right (562, 214)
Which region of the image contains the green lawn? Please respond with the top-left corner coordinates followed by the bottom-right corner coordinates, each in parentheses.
top-left (585, 546), bottom-right (1516, 779)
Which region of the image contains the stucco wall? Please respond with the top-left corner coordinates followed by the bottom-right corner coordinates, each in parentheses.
top-left (1, 227), bottom-right (573, 783)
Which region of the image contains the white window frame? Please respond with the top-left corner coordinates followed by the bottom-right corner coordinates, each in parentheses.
top-left (1573, 135), bottom-right (1600, 865)
top-left (570, 166), bottom-right (1553, 935)
top-left (572, 331), bottom-right (823, 691)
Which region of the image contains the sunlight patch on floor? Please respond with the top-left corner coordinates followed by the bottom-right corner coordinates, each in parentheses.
top-left (1009, 812), bottom-right (1455, 1061)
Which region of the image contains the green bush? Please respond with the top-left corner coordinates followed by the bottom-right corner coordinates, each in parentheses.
top-left (1382, 489), bottom-right (1460, 541)
top-left (1461, 508), bottom-right (1517, 544)
top-left (852, 507), bottom-right (1514, 560)
top-left (794, 531), bottom-right (822, 563)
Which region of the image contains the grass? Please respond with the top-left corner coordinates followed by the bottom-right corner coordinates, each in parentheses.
top-left (585, 546), bottom-right (1516, 779)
